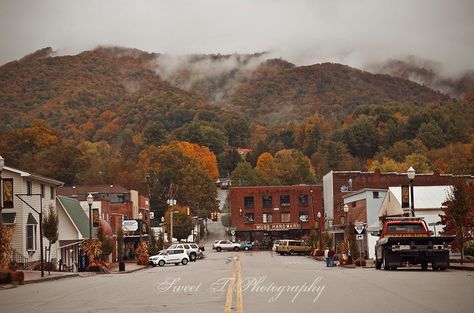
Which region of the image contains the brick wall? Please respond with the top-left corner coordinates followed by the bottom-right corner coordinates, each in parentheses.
top-left (230, 185), bottom-right (323, 232)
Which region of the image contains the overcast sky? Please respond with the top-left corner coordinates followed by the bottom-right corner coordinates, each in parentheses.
top-left (0, 0), bottom-right (473, 75)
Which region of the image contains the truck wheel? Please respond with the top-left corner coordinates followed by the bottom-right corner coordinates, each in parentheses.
top-left (383, 254), bottom-right (390, 270)
top-left (216, 247), bottom-right (222, 252)
top-left (158, 260), bottom-right (165, 267)
top-left (182, 258), bottom-right (188, 265)
top-left (421, 262), bottom-right (428, 271)
top-left (289, 250), bottom-right (294, 255)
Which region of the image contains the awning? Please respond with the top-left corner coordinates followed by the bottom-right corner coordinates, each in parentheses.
top-left (27, 213), bottom-right (38, 225)
top-left (1, 212), bottom-right (16, 224)
top-left (59, 240), bottom-right (84, 249)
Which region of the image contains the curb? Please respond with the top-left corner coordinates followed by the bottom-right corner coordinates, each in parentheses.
top-left (23, 273), bottom-right (79, 285)
top-left (110, 265), bottom-right (149, 274)
top-left (449, 265), bottom-right (474, 271)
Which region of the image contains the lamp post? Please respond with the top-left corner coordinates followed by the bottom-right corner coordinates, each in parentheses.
top-left (138, 212), bottom-right (143, 242)
top-left (343, 204), bottom-right (351, 261)
top-left (407, 167), bottom-right (416, 217)
top-left (167, 199), bottom-right (176, 243)
top-left (317, 212), bottom-right (322, 248)
top-left (87, 193), bottom-right (93, 238)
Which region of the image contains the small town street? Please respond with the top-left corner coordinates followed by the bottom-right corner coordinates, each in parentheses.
top-left (1, 217), bottom-right (473, 313)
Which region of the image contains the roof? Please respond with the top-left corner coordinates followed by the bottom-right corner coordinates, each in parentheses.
top-left (3, 166), bottom-right (64, 186)
top-left (1, 212), bottom-right (16, 224)
top-left (58, 185), bottom-right (130, 197)
top-left (57, 195), bottom-right (96, 237)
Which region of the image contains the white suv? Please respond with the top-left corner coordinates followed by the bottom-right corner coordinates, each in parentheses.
top-left (213, 240), bottom-right (241, 252)
top-left (149, 249), bottom-right (190, 267)
top-left (168, 243), bottom-right (201, 261)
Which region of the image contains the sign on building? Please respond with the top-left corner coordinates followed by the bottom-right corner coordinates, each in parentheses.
top-left (122, 220), bottom-right (138, 232)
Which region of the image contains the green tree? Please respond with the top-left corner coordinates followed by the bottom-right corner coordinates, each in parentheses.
top-left (440, 180), bottom-right (473, 264)
top-left (143, 121), bottom-right (167, 146)
top-left (173, 213), bottom-right (193, 241)
top-left (230, 162), bottom-right (260, 186)
top-left (416, 122), bottom-right (447, 149)
top-left (43, 204), bottom-right (59, 274)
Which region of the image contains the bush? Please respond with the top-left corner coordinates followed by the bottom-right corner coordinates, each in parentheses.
top-left (313, 249), bottom-right (325, 257)
top-left (464, 241), bottom-right (474, 257)
top-left (11, 271), bottom-right (24, 284)
top-left (355, 257), bottom-right (366, 267)
top-left (0, 271), bottom-right (12, 284)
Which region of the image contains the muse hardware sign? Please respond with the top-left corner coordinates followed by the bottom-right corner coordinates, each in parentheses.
top-left (254, 223), bottom-right (301, 231)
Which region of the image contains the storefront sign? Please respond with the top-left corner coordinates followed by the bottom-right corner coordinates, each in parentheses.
top-left (122, 220), bottom-right (138, 232)
top-left (254, 223), bottom-right (301, 231)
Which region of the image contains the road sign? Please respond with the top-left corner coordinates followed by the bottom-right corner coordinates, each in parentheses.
top-left (356, 234), bottom-right (364, 240)
top-left (355, 224), bottom-right (365, 234)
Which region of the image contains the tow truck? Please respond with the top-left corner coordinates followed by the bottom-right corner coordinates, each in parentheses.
top-left (375, 217), bottom-right (454, 271)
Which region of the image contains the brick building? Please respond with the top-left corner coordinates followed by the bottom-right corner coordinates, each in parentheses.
top-left (230, 185), bottom-right (323, 246)
top-left (322, 170), bottom-right (474, 230)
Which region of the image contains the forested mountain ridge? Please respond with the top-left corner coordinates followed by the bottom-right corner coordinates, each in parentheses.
top-left (0, 46), bottom-right (473, 191)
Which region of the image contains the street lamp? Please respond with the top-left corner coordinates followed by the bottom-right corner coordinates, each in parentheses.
top-left (167, 199), bottom-right (177, 243)
top-left (87, 193), bottom-right (93, 238)
top-left (138, 212), bottom-right (143, 242)
top-left (407, 167), bottom-right (416, 217)
top-left (317, 211), bottom-right (322, 248)
top-left (343, 204), bottom-right (351, 262)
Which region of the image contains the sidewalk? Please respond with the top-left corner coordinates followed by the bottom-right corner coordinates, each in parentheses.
top-left (449, 262), bottom-right (474, 271)
top-left (108, 261), bottom-right (148, 274)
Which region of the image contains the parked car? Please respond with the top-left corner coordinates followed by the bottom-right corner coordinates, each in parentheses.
top-left (240, 242), bottom-right (254, 251)
top-left (148, 249), bottom-right (189, 267)
top-left (168, 243), bottom-right (202, 261)
top-left (272, 240), bottom-right (281, 252)
top-left (213, 240), bottom-right (241, 252)
top-left (275, 240), bottom-right (312, 255)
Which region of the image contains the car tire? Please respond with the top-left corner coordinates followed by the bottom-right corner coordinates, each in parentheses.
top-left (182, 258), bottom-right (189, 265)
top-left (289, 250), bottom-right (294, 255)
top-left (158, 260), bottom-right (165, 267)
top-left (244, 247), bottom-right (249, 251)
top-left (216, 247), bottom-right (222, 252)
top-left (233, 246), bottom-right (239, 251)
top-left (421, 262), bottom-right (428, 271)
top-left (175, 263), bottom-right (180, 266)
top-left (190, 253), bottom-right (197, 262)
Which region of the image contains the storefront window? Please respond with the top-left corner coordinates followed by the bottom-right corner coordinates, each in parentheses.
top-left (298, 195), bottom-right (308, 207)
top-left (244, 196), bottom-right (254, 209)
top-left (245, 213), bottom-right (254, 224)
top-left (280, 195), bottom-right (290, 207)
top-left (299, 212), bottom-right (309, 222)
top-left (263, 213), bottom-right (272, 223)
top-left (262, 196), bottom-right (272, 208)
top-left (281, 212), bottom-right (291, 223)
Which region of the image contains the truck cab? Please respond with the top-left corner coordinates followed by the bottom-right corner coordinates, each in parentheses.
top-left (375, 217), bottom-right (453, 271)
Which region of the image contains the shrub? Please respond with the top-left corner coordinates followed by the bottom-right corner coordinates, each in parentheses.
top-left (464, 241), bottom-right (474, 257)
top-left (11, 271), bottom-right (24, 284)
top-left (0, 271), bottom-right (12, 284)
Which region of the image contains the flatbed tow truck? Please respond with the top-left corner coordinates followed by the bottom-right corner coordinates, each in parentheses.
top-left (375, 217), bottom-right (454, 271)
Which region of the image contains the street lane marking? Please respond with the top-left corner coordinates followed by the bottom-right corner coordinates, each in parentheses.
top-left (224, 253), bottom-right (243, 313)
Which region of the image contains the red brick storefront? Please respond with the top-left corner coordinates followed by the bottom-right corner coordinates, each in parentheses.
top-left (230, 185), bottom-right (323, 246)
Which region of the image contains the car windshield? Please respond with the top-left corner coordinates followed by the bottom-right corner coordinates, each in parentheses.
top-left (387, 223), bottom-right (425, 233)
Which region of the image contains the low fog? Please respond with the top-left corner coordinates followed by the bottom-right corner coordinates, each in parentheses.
top-left (1, 0), bottom-right (473, 78)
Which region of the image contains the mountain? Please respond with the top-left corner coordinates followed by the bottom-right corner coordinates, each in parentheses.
top-left (368, 56), bottom-right (474, 99)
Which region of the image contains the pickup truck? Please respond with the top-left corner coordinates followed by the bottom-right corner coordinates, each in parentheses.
top-left (375, 217), bottom-right (454, 271)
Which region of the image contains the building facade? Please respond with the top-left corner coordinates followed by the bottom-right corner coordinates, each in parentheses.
top-left (230, 185), bottom-right (323, 246)
top-left (1, 166), bottom-right (63, 265)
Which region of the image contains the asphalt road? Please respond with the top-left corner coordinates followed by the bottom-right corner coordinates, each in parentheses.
top-left (1, 220), bottom-right (473, 313)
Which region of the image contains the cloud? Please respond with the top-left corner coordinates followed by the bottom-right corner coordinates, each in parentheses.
top-left (0, 0), bottom-right (473, 77)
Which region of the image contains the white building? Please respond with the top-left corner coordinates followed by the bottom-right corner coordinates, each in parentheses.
top-left (1, 166), bottom-right (63, 265)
